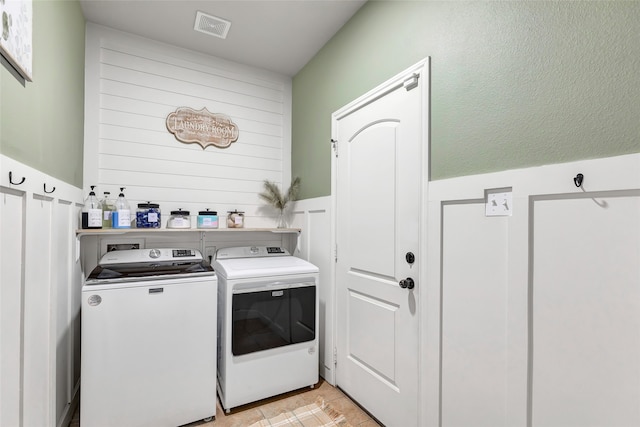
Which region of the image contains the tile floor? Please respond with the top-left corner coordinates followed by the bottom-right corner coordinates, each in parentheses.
top-left (70, 378), bottom-right (382, 427)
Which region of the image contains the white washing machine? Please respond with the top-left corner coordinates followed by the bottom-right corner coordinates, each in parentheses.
top-left (81, 248), bottom-right (217, 427)
top-left (213, 246), bottom-right (319, 411)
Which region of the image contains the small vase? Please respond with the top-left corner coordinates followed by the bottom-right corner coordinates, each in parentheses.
top-left (277, 210), bottom-right (287, 228)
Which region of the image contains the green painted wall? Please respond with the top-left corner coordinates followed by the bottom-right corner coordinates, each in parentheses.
top-left (1, 0), bottom-right (85, 187)
top-left (292, 1), bottom-right (640, 199)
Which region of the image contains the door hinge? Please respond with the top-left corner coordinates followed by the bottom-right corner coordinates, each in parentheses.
top-left (333, 348), bottom-right (337, 366)
top-left (331, 138), bottom-right (338, 157)
top-left (403, 73), bottom-right (419, 91)
top-left (334, 244), bottom-right (338, 263)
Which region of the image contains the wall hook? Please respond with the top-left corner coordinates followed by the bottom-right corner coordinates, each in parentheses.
top-left (573, 173), bottom-right (584, 188)
top-left (9, 171), bottom-right (26, 185)
top-left (44, 183), bottom-right (56, 194)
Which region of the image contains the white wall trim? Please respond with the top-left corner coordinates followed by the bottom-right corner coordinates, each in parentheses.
top-left (423, 152), bottom-right (640, 427)
top-left (291, 196), bottom-right (334, 384)
top-left (1, 154), bottom-right (84, 427)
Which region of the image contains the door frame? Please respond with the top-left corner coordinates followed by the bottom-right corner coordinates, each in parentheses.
top-left (329, 57), bottom-right (430, 424)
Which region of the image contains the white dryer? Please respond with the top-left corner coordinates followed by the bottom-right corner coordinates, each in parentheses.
top-left (213, 246), bottom-right (319, 411)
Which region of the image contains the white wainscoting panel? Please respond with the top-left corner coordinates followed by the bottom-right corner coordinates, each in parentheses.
top-left (53, 198), bottom-right (83, 427)
top-left (441, 201), bottom-right (509, 427)
top-left (0, 186), bottom-right (25, 427)
top-left (0, 155), bottom-right (84, 427)
top-left (531, 191), bottom-right (640, 426)
top-left (84, 23), bottom-right (292, 229)
top-left (23, 193), bottom-right (54, 427)
top-left (424, 154), bottom-right (640, 427)
top-left (291, 197), bottom-right (334, 384)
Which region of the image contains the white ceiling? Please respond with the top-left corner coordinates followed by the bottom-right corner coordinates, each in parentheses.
top-left (79, 0), bottom-right (367, 77)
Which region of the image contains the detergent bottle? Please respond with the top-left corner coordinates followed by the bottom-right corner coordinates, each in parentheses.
top-left (112, 187), bottom-right (131, 229)
top-left (82, 185), bottom-right (103, 229)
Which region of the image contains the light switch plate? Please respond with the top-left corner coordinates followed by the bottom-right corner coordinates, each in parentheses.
top-left (485, 189), bottom-right (513, 217)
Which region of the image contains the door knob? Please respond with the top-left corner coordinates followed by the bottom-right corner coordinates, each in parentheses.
top-left (399, 277), bottom-right (415, 290)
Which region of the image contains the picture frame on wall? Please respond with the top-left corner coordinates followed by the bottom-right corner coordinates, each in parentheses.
top-left (0, 0), bottom-right (33, 82)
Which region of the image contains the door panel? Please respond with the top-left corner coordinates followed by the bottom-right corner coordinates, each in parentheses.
top-left (334, 60), bottom-right (428, 427)
top-left (349, 124), bottom-right (397, 276)
top-left (348, 289), bottom-right (398, 383)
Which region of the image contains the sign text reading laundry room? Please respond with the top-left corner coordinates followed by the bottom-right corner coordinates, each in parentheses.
top-left (166, 107), bottom-right (239, 149)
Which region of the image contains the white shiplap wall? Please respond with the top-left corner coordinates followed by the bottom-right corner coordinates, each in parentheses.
top-left (84, 23), bottom-right (292, 228)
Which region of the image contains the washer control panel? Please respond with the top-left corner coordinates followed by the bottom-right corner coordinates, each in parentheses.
top-left (100, 248), bottom-right (202, 265)
top-left (172, 249), bottom-right (196, 258)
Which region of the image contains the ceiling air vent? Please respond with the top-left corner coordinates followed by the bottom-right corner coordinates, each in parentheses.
top-left (194, 11), bottom-right (231, 39)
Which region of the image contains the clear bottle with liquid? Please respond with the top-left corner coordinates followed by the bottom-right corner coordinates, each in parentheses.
top-left (82, 185), bottom-right (103, 229)
top-left (101, 191), bottom-right (115, 229)
top-left (111, 187), bottom-right (132, 229)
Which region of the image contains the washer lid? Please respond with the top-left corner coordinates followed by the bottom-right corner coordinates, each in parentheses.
top-left (86, 248), bottom-right (213, 284)
top-left (86, 260), bottom-right (214, 284)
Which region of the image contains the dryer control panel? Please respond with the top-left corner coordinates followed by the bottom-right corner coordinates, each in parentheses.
top-left (215, 246), bottom-right (290, 260)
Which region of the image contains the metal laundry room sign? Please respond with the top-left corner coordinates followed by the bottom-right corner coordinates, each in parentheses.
top-left (166, 107), bottom-right (239, 149)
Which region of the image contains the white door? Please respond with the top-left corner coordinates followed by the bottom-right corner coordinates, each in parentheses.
top-left (332, 59), bottom-right (429, 427)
